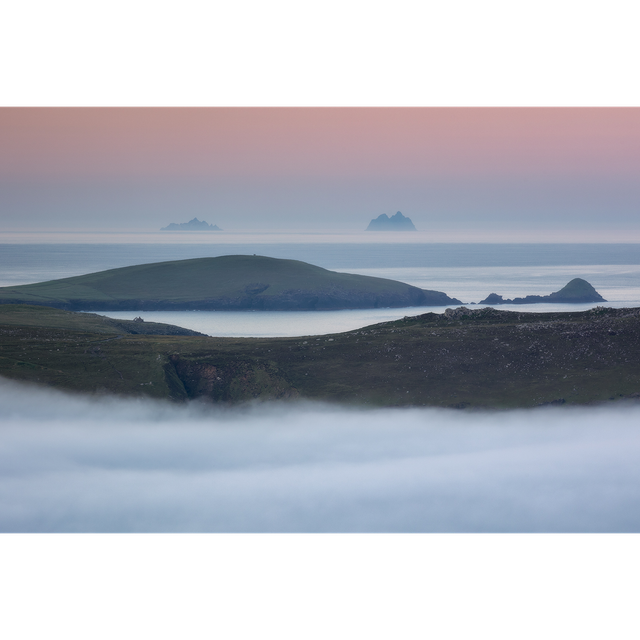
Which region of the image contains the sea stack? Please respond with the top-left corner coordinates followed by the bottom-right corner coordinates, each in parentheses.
top-left (479, 278), bottom-right (606, 305)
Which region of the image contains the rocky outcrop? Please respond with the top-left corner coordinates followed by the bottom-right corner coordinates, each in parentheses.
top-left (480, 278), bottom-right (606, 305)
top-left (167, 355), bottom-right (298, 402)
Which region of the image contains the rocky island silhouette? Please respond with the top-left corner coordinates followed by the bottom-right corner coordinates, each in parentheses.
top-left (161, 217), bottom-right (221, 231)
top-left (366, 211), bottom-right (417, 231)
top-left (480, 278), bottom-right (606, 305)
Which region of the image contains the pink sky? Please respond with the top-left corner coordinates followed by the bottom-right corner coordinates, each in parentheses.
top-left (1, 108), bottom-right (639, 238)
top-left (3, 108), bottom-right (640, 180)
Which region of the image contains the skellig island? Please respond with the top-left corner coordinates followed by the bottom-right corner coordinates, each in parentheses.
top-left (161, 217), bottom-right (221, 231)
top-left (480, 278), bottom-right (606, 305)
top-left (366, 211), bottom-right (417, 231)
top-left (0, 255), bottom-right (462, 311)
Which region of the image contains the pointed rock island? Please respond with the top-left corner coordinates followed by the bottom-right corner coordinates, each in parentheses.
top-left (366, 211), bottom-right (417, 231)
top-left (480, 278), bottom-right (606, 305)
top-left (0, 255), bottom-right (462, 311)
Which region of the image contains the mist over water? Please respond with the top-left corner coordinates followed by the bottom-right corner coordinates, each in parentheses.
top-left (1, 378), bottom-right (639, 532)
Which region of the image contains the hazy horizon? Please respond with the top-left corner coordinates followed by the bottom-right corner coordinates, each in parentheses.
top-left (2, 108), bottom-right (640, 242)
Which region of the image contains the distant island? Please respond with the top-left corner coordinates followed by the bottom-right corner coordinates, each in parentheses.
top-left (479, 278), bottom-right (606, 305)
top-left (161, 218), bottom-right (221, 231)
top-left (366, 211), bottom-right (417, 231)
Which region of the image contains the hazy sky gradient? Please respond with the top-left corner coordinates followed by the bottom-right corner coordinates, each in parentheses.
top-left (2, 108), bottom-right (639, 238)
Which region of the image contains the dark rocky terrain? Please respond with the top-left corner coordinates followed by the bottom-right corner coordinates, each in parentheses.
top-left (2, 304), bottom-right (639, 409)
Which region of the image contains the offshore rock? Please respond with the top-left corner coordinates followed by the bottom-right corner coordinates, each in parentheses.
top-left (161, 217), bottom-right (221, 231)
top-left (366, 211), bottom-right (417, 231)
top-left (479, 278), bottom-right (606, 305)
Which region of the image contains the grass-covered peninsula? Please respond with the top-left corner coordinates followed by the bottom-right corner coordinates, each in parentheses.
top-left (2, 304), bottom-right (639, 409)
top-left (0, 255), bottom-right (461, 311)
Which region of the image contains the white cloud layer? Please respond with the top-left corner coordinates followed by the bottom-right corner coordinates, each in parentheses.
top-left (1, 378), bottom-right (640, 532)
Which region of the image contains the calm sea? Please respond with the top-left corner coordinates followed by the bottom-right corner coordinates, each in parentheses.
top-left (2, 243), bottom-right (640, 336)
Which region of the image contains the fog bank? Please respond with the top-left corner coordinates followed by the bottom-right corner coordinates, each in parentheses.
top-left (1, 379), bottom-right (639, 532)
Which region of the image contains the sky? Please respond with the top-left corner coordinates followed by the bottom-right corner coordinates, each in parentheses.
top-left (2, 107), bottom-right (640, 240)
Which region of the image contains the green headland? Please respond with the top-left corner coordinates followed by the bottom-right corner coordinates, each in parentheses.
top-left (2, 303), bottom-right (639, 409)
top-left (0, 255), bottom-right (461, 311)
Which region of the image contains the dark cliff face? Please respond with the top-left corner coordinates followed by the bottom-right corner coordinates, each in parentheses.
top-left (167, 355), bottom-right (298, 402)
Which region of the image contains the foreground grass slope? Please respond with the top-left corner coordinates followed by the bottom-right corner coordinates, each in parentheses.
top-left (1, 304), bottom-right (639, 408)
top-left (0, 305), bottom-right (203, 335)
top-left (0, 255), bottom-right (461, 310)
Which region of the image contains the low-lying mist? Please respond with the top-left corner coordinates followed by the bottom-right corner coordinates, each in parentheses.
top-left (1, 378), bottom-right (639, 532)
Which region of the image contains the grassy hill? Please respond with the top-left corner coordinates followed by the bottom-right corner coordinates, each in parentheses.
top-left (0, 305), bottom-right (203, 335)
top-left (0, 255), bottom-right (461, 311)
top-left (1, 304), bottom-right (639, 408)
